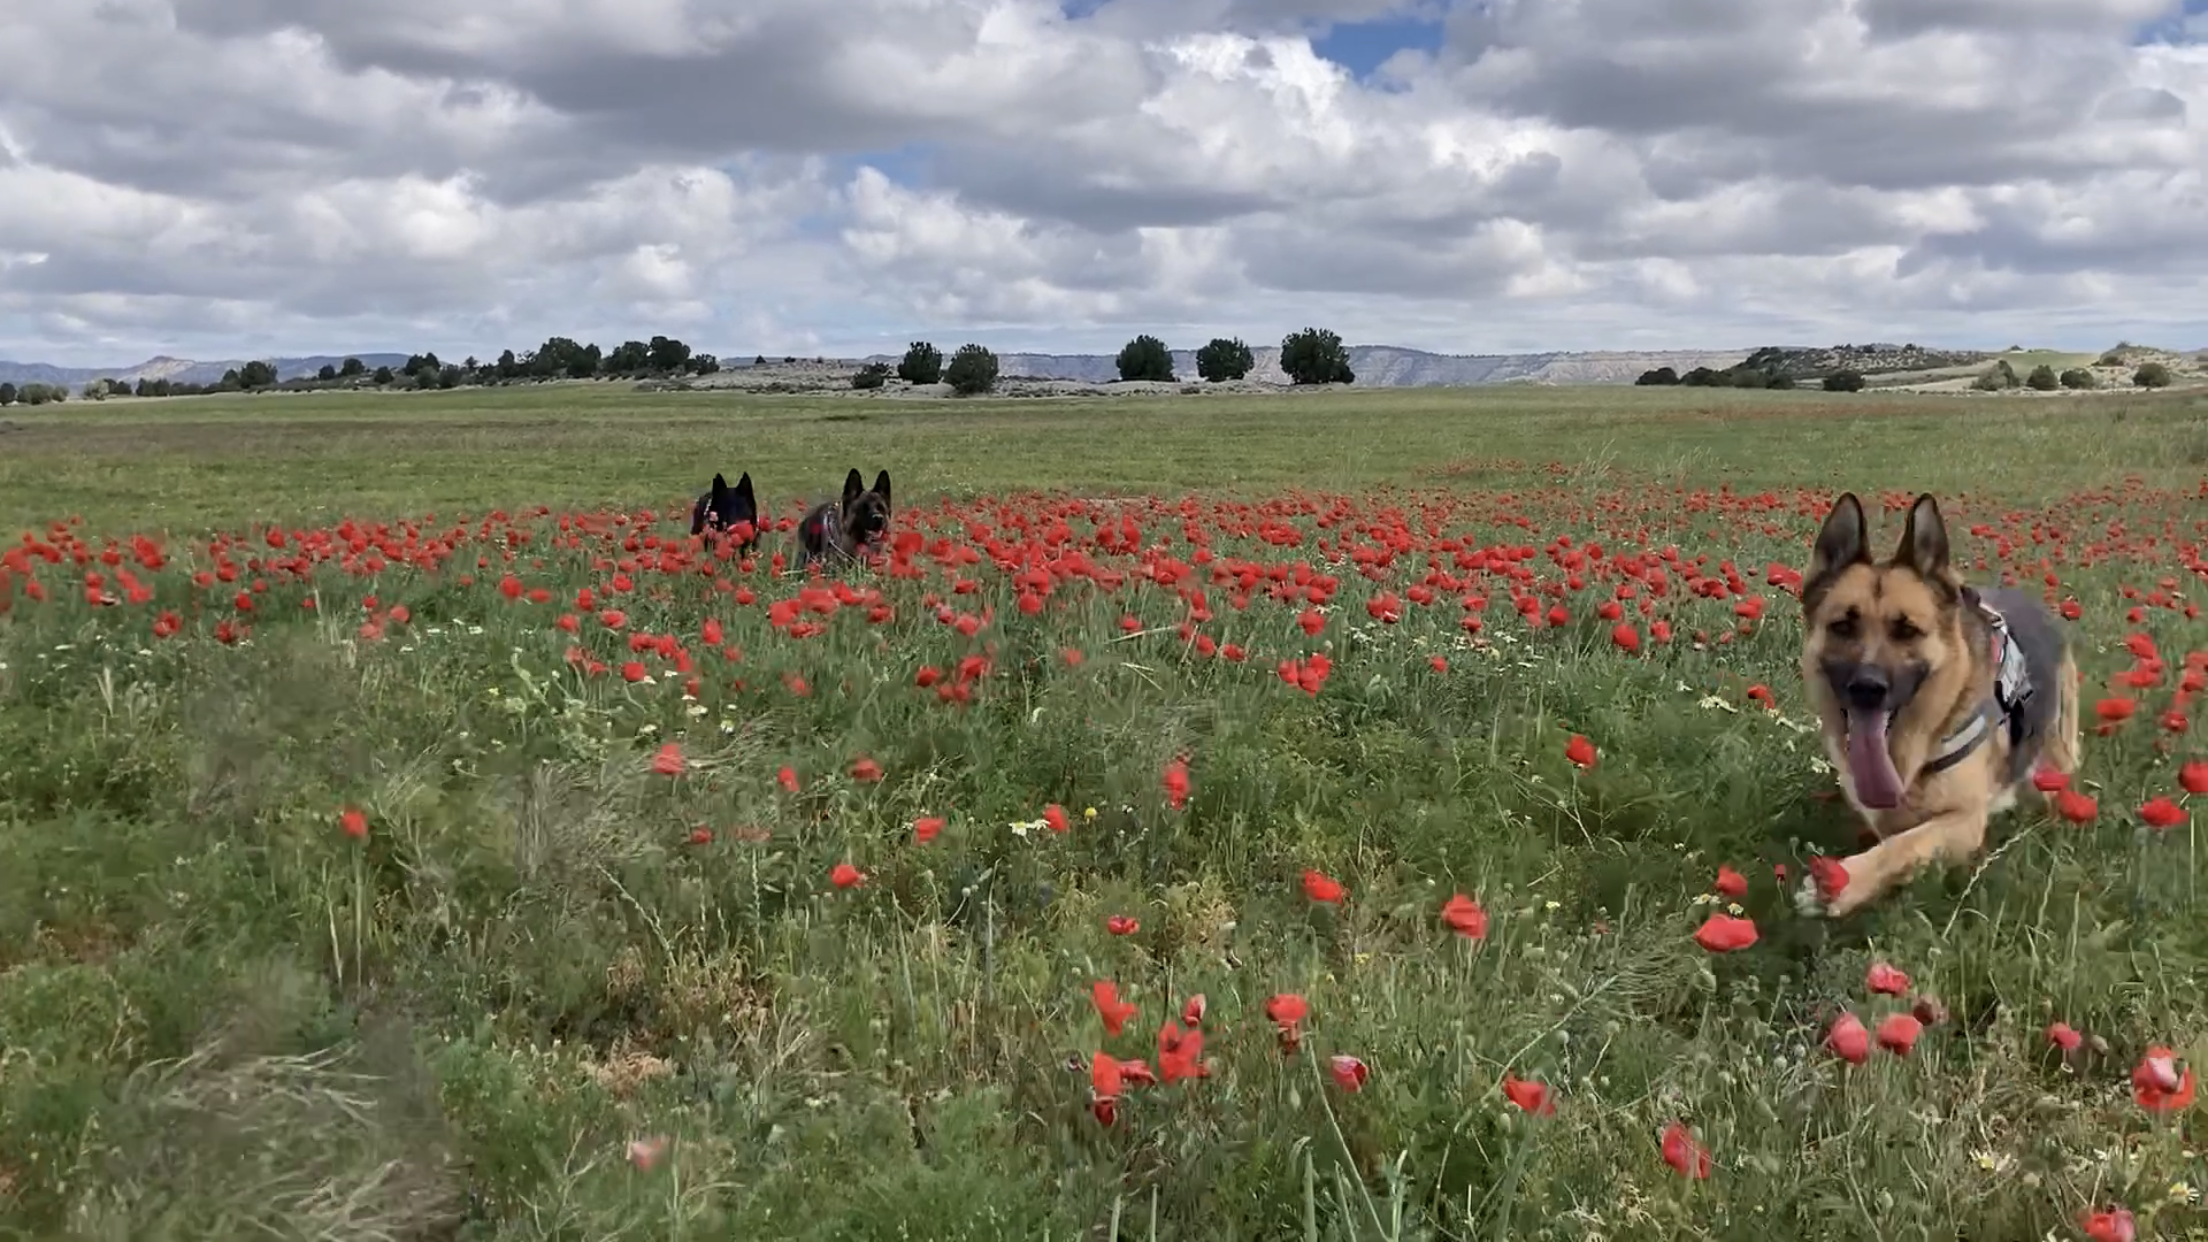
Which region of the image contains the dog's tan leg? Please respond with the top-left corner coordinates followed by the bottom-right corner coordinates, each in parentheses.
top-left (1798, 805), bottom-right (1990, 919)
top-left (2040, 647), bottom-right (2083, 778)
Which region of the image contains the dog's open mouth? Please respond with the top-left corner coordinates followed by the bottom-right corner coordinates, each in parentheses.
top-left (1844, 708), bottom-right (1905, 810)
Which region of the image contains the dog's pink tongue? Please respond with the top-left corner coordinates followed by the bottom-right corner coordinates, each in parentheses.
top-left (1846, 711), bottom-right (1904, 809)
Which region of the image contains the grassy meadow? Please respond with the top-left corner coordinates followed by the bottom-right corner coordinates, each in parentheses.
top-left (1, 381), bottom-right (2205, 1241)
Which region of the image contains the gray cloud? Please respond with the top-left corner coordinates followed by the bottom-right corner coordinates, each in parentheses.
top-left (0, 0), bottom-right (2203, 365)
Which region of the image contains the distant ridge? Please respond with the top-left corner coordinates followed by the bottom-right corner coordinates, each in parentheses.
top-left (0, 354), bottom-right (409, 388)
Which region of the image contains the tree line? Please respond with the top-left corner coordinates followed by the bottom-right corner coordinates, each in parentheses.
top-left (850, 328), bottom-right (1357, 395)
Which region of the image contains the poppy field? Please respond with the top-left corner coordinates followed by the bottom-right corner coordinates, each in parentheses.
top-left (1, 384), bottom-right (2206, 1241)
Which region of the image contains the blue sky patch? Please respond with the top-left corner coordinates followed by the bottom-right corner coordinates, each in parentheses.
top-left (1312, 13), bottom-right (1444, 79)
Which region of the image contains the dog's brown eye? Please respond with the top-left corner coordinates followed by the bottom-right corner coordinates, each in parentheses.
top-left (1889, 619), bottom-right (1921, 642)
top-left (1827, 615), bottom-right (1857, 639)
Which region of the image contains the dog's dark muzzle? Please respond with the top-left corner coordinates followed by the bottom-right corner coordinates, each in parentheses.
top-left (1821, 657), bottom-right (1926, 715)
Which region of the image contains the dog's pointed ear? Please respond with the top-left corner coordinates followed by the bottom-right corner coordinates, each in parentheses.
top-left (871, 470), bottom-right (891, 509)
top-left (1893, 492), bottom-right (1951, 578)
top-left (711, 473), bottom-right (728, 500)
top-left (1808, 492), bottom-right (1870, 584)
top-left (842, 468), bottom-right (865, 505)
top-left (734, 472), bottom-right (756, 515)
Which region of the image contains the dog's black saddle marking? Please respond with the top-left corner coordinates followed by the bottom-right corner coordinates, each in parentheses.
top-left (1923, 589), bottom-right (2037, 778)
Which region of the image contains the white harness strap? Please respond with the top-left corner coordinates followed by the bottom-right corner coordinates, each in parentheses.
top-left (1924, 596), bottom-right (2032, 774)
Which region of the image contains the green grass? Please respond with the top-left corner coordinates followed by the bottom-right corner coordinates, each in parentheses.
top-left (2, 383), bottom-right (2205, 1240)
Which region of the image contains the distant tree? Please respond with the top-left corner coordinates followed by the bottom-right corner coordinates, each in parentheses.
top-left (0, 381), bottom-right (14, 405)
top-left (238, 360), bottom-right (278, 389)
top-left (1768, 373), bottom-right (1797, 390)
top-left (2133, 361), bottom-right (2172, 388)
top-left (1279, 327), bottom-right (1354, 385)
top-left (1971, 359), bottom-right (2019, 391)
top-left (898, 341), bottom-right (944, 385)
top-left (1680, 366), bottom-right (1724, 387)
top-left (647, 335), bottom-right (692, 373)
top-left (1115, 334), bottom-right (1175, 383)
top-left (604, 340), bottom-right (650, 374)
top-left (690, 353), bottom-right (720, 375)
top-left (462, 355), bottom-right (479, 373)
top-left (1635, 366), bottom-right (1680, 386)
top-left (317, 363), bottom-right (338, 382)
top-left (372, 365), bottom-right (394, 385)
top-left (1729, 368), bottom-right (1770, 389)
top-left (944, 343), bottom-right (999, 395)
top-left (852, 362), bottom-right (890, 389)
top-left (82, 380), bottom-right (107, 400)
top-left (339, 356), bottom-right (365, 377)
top-left (2025, 364), bottom-right (2058, 391)
top-left (438, 365), bottom-right (461, 389)
top-left (415, 368), bottom-right (440, 390)
top-left (20, 383), bottom-right (48, 405)
top-left (495, 349), bottom-right (519, 380)
top-left (1823, 370), bottom-right (1866, 393)
top-left (2058, 367), bottom-right (2096, 390)
top-left (1194, 336), bottom-right (1254, 383)
top-left (46, 384), bottom-right (66, 403)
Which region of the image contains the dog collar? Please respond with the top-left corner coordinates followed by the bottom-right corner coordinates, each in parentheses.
top-left (1922, 594), bottom-right (2032, 776)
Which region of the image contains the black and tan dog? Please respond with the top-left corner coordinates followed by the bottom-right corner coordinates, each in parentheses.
top-left (795, 469), bottom-right (891, 568)
top-left (690, 471), bottom-right (760, 545)
top-left (1794, 491), bottom-right (2081, 918)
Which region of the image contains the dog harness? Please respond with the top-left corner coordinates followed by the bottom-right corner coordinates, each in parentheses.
top-left (1921, 593), bottom-right (2034, 775)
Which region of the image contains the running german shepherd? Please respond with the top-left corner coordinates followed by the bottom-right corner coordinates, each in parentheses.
top-left (1794, 491), bottom-right (2081, 918)
top-left (796, 468), bottom-right (891, 568)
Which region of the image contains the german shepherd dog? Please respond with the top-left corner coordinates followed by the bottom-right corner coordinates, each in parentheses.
top-left (796, 469), bottom-right (892, 568)
top-left (1794, 492), bottom-right (2081, 918)
top-left (690, 471), bottom-right (759, 546)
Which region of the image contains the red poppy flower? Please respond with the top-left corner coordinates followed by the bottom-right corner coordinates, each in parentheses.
top-left (651, 743), bottom-right (685, 777)
top-left (1105, 915), bottom-right (1140, 936)
top-left (1328, 1055), bottom-right (1369, 1091)
top-left (1693, 913), bottom-right (1758, 953)
top-left (2181, 760), bottom-right (2208, 795)
top-left (1564, 733), bottom-right (1597, 769)
top-left (1501, 1074), bottom-right (1556, 1116)
top-left (1660, 1123), bottom-right (1711, 1179)
top-left (777, 765), bottom-right (800, 793)
top-left (2139, 796), bottom-right (2185, 831)
top-left (1826, 1012), bottom-right (1869, 1065)
top-left (913, 816), bottom-right (946, 845)
top-left (1875, 1013), bottom-right (1923, 1056)
top-left (2055, 789), bottom-right (2098, 823)
top-left (1091, 981), bottom-right (1137, 1036)
top-left (1158, 1020), bottom-right (1207, 1083)
top-left (1043, 804), bottom-right (1070, 833)
top-left (338, 806), bottom-right (369, 840)
top-left (2079, 1206), bottom-right (2136, 1242)
top-left (2046, 1022), bottom-right (2084, 1053)
top-left (1301, 869), bottom-right (1346, 904)
top-left (1808, 856), bottom-right (1850, 902)
top-left (1865, 962), bottom-right (1911, 996)
top-left (850, 756), bottom-right (884, 783)
top-left (1441, 893), bottom-right (1488, 940)
top-left (830, 862), bottom-right (864, 890)
top-left (2132, 1047), bottom-right (2196, 1113)
top-left (2032, 767), bottom-right (2070, 793)
top-left (1713, 864), bottom-right (1747, 899)
top-left (1181, 994), bottom-right (1207, 1026)
top-left (1163, 758), bottom-right (1191, 810)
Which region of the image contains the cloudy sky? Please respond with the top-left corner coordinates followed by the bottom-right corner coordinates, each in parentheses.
top-left (2, 0), bottom-right (2204, 365)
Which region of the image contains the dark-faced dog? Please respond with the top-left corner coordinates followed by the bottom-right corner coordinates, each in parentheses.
top-left (796, 469), bottom-right (891, 567)
top-left (1794, 491), bottom-right (2081, 918)
top-left (690, 472), bottom-right (759, 545)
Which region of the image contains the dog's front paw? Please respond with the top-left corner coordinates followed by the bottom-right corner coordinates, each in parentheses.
top-left (1793, 874), bottom-right (1831, 919)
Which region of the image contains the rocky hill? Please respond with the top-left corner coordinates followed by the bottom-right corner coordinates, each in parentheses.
top-left (1737, 343), bottom-right (1989, 381)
